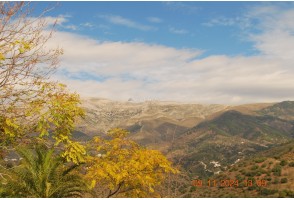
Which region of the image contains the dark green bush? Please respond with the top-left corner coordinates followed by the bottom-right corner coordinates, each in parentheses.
top-left (189, 186), bottom-right (196, 192)
top-left (273, 178), bottom-right (279, 184)
top-left (279, 191), bottom-right (287, 198)
top-left (240, 169), bottom-right (246, 174)
top-left (281, 178), bottom-right (288, 183)
top-left (255, 157), bottom-right (266, 163)
top-left (245, 171), bottom-right (257, 177)
top-left (251, 165), bottom-right (259, 170)
top-left (236, 174), bottom-right (244, 181)
top-left (272, 165), bottom-right (282, 176)
top-left (260, 188), bottom-right (277, 196)
top-left (248, 185), bottom-right (257, 191)
top-left (280, 160), bottom-right (288, 166)
top-left (256, 171), bottom-right (262, 176)
top-left (279, 190), bottom-right (294, 197)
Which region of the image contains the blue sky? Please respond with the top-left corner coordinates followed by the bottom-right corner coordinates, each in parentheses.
top-left (36, 1), bottom-right (264, 56)
top-left (32, 1), bottom-right (294, 104)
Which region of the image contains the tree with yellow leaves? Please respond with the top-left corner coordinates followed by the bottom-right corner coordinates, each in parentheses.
top-left (0, 3), bottom-right (179, 198)
top-left (85, 128), bottom-right (178, 197)
top-left (0, 2), bottom-right (62, 111)
top-left (0, 2), bottom-right (85, 164)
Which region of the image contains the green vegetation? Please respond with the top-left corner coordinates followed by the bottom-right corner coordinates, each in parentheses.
top-left (280, 160), bottom-right (288, 166)
top-left (281, 178), bottom-right (288, 183)
top-left (273, 177), bottom-right (280, 184)
top-left (251, 165), bottom-right (259, 170)
top-left (272, 165), bottom-right (282, 176)
top-left (259, 188), bottom-right (278, 196)
top-left (0, 145), bottom-right (88, 197)
top-left (186, 141), bottom-right (294, 198)
top-left (255, 157), bottom-right (266, 163)
top-left (0, 3), bottom-right (293, 198)
top-left (0, 2), bottom-right (176, 198)
top-left (259, 101), bottom-right (294, 120)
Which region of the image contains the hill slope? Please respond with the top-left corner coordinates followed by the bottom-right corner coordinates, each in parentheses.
top-left (189, 141), bottom-right (294, 197)
top-left (167, 110), bottom-right (294, 178)
top-left (75, 98), bottom-right (294, 186)
top-left (259, 101), bottom-right (294, 120)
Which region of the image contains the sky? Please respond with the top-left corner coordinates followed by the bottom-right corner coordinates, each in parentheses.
top-left (32, 1), bottom-right (294, 104)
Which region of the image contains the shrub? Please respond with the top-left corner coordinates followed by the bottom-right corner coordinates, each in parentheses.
top-left (278, 190), bottom-right (294, 198)
top-left (255, 157), bottom-right (266, 163)
top-left (248, 185), bottom-right (258, 191)
top-left (236, 174), bottom-right (244, 181)
top-left (245, 171), bottom-right (257, 177)
top-left (274, 156), bottom-right (279, 159)
top-left (273, 178), bottom-right (279, 184)
top-left (251, 165), bottom-right (259, 170)
top-left (260, 188), bottom-right (277, 196)
top-left (281, 178), bottom-right (288, 183)
top-left (189, 186), bottom-right (196, 192)
top-left (289, 162), bottom-right (294, 167)
top-left (238, 163), bottom-right (245, 167)
top-left (272, 165), bottom-right (282, 176)
top-left (279, 191), bottom-right (287, 198)
top-left (286, 190), bottom-right (294, 197)
top-left (256, 171), bottom-right (262, 176)
top-left (280, 160), bottom-right (288, 166)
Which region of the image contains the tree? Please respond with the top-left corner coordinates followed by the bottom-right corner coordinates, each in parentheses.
top-left (0, 2), bottom-right (85, 164)
top-left (0, 81), bottom-right (86, 164)
top-left (85, 128), bottom-right (178, 197)
top-left (0, 144), bottom-right (88, 197)
top-left (0, 2), bottom-right (62, 109)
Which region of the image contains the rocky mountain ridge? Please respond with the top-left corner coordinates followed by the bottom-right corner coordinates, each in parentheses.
top-left (75, 98), bottom-right (294, 180)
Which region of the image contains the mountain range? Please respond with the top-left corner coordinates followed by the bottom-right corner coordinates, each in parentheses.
top-left (74, 98), bottom-right (294, 197)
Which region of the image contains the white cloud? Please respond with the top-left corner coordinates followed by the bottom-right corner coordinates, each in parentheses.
top-left (35, 15), bottom-right (78, 31)
top-left (100, 15), bottom-right (156, 31)
top-left (43, 5), bottom-right (294, 104)
top-left (169, 27), bottom-right (188, 35)
top-left (63, 24), bottom-right (78, 31)
top-left (147, 17), bottom-right (162, 23)
top-left (46, 29), bottom-right (294, 104)
top-left (203, 17), bottom-right (238, 27)
top-left (163, 2), bottom-right (200, 14)
top-left (246, 5), bottom-right (294, 60)
top-left (43, 15), bottom-right (69, 26)
top-left (81, 22), bottom-right (95, 28)
top-left (202, 16), bottom-right (251, 30)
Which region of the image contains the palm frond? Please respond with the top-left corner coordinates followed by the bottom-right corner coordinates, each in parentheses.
top-left (0, 144), bottom-right (88, 197)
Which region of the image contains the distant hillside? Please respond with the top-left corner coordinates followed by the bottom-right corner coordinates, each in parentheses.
top-left (195, 110), bottom-right (293, 141)
top-left (76, 97), bottom-right (228, 137)
top-left (168, 110), bottom-right (294, 178)
top-left (189, 141), bottom-right (294, 197)
top-left (75, 98), bottom-right (294, 188)
top-left (259, 101), bottom-right (294, 120)
top-left (125, 119), bottom-right (189, 152)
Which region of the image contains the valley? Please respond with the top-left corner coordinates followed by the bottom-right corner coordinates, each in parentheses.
top-left (74, 98), bottom-right (294, 197)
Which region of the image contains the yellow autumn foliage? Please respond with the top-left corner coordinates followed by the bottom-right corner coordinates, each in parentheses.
top-left (85, 128), bottom-right (178, 197)
top-left (0, 82), bottom-right (86, 164)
